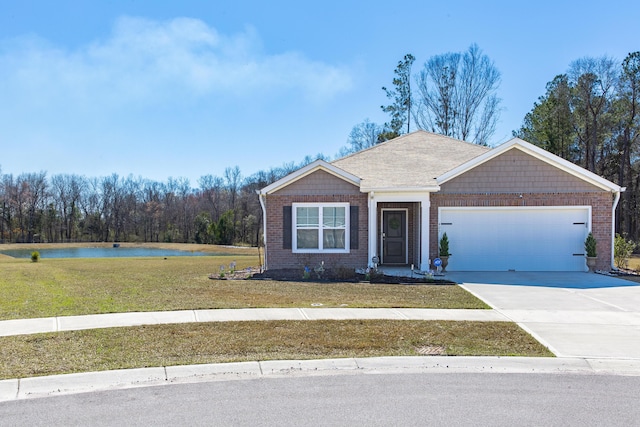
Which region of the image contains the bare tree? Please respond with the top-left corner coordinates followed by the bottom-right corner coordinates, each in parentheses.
top-left (79, 177), bottom-right (103, 241)
top-left (338, 119), bottom-right (383, 156)
top-left (0, 174), bottom-right (16, 242)
top-left (198, 174), bottom-right (224, 221)
top-left (51, 174), bottom-right (87, 241)
top-left (224, 166), bottom-right (242, 212)
top-left (414, 44), bottom-right (501, 145)
top-left (15, 172), bottom-right (48, 242)
top-left (569, 56), bottom-right (617, 173)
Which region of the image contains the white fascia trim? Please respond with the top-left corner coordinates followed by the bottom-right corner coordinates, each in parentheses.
top-left (370, 190), bottom-right (435, 203)
top-left (259, 160), bottom-right (361, 195)
top-left (437, 138), bottom-right (622, 193)
top-left (362, 186), bottom-right (440, 194)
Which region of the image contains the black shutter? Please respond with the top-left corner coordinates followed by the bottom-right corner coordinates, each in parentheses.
top-left (283, 206), bottom-right (292, 249)
top-left (350, 205), bottom-right (359, 250)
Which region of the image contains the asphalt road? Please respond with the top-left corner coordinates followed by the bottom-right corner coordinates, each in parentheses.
top-left (2, 372), bottom-right (639, 426)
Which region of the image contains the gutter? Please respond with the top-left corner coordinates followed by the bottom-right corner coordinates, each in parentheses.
top-left (611, 188), bottom-right (625, 270)
top-left (256, 190), bottom-right (268, 271)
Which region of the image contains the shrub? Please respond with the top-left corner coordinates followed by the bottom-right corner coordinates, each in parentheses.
top-left (439, 233), bottom-right (450, 257)
top-left (614, 233), bottom-right (636, 269)
top-left (334, 266), bottom-right (357, 281)
top-left (31, 251), bottom-right (40, 262)
top-left (584, 233), bottom-right (597, 258)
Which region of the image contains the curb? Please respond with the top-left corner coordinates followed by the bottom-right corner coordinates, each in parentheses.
top-left (3, 356), bottom-right (640, 402)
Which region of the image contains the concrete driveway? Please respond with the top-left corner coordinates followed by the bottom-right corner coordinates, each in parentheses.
top-left (447, 272), bottom-right (640, 359)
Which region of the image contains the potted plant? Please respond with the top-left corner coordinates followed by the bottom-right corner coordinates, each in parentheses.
top-left (584, 232), bottom-right (597, 272)
top-left (438, 233), bottom-right (451, 272)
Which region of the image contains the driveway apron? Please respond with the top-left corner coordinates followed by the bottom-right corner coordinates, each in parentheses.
top-left (448, 272), bottom-right (640, 359)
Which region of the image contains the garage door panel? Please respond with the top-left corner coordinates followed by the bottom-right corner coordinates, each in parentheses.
top-left (440, 208), bottom-right (588, 271)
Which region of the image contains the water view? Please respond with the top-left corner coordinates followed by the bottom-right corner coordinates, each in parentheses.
top-left (0, 247), bottom-right (219, 259)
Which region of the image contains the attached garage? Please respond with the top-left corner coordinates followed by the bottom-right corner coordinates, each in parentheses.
top-left (439, 207), bottom-right (590, 271)
top-left (261, 132), bottom-right (622, 273)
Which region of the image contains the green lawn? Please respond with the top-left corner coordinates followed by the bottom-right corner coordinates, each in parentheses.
top-left (0, 320), bottom-right (552, 380)
top-left (0, 253), bottom-right (486, 320)
top-left (0, 244), bottom-right (552, 380)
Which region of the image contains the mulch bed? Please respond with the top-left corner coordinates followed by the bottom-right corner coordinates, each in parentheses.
top-left (238, 268), bottom-right (454, 285)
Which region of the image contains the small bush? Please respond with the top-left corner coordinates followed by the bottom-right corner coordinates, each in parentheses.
top-left (614, 233), bottom-right (636, 269)
top-left (368, 269), bottom-right (386, 283)
top-left (334, 266), bottom-right (357, 281)
top-left (31, 251), bottom-right (40, 262)
top-left (584, 233), bottom-right (597, 258)
top-left (439, 233), bottom-right (450, 257)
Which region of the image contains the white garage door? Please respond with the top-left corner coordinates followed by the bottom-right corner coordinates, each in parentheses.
top-left (439, 207), bottom-right (590, 271)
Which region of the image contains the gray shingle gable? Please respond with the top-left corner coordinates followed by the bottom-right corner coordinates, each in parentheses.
top-left (331, 130), bottom-right (489, 191)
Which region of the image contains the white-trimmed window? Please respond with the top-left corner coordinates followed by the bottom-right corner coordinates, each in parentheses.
top-left (292, 203), bottom-right (349, 253)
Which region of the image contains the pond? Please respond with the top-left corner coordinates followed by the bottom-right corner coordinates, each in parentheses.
top-left (0, 247), bottom-right (224, 259)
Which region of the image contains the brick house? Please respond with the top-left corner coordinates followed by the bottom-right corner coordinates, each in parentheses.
top-left (258, 131), bottom-right (623, 272)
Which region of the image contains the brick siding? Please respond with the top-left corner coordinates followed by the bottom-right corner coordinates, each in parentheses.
top-left (265, 193), bottom-right (369, 270)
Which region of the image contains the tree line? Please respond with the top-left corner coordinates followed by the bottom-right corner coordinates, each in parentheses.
top-left (515, 52), bottom-right (640, 242)
top-left (4, 47), bottom-right (639, 246)
top-left (0, 160), bottom-right (319, 245)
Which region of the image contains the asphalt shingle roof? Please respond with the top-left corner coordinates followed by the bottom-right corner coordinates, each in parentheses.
top-left (331, 130), bottom-right (490, 191)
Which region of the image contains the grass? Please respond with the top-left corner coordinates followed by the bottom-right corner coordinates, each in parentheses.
top-left (625, 255), bottom-right (640, 271)
top-left (612, 255), bottom-right (640, 283)
top-left (0, 243), bottom-right (547, 380)
top-left (0, 252), bottom-right (486, 320)
top-left (0, 320), bottom-right (553, 379)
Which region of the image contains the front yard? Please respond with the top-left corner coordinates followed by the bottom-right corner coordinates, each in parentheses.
top-left (0, 245), bottom-right (552, 379)
top-left (0, 254), bottom-right (486, 320)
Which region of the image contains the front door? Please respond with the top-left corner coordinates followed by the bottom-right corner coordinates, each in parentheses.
top-left (382, 210), bottom-right (407, 264)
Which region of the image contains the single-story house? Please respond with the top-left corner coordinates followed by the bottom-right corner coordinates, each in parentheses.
top-left (258, 131), bottom-right (623, 272)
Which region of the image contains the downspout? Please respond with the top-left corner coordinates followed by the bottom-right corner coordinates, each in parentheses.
top-left (367, 193), bottom-right (372, 267)
top-left (257, 190), bottom-right (268, 271)
top-left (611, 188), bottom-right (625, 270)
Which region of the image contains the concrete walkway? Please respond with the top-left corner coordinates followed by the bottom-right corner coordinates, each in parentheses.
top-left (0, 308), bottom-right (508, 337)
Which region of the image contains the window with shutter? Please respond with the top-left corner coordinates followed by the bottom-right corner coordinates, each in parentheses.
top-left (291, 202), bottom-right (350, 253)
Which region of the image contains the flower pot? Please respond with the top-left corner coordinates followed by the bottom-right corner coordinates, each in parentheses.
top-left (586, 256), bottom-right (597, 273)
top-left (439, 256), bottom-right (449, 272)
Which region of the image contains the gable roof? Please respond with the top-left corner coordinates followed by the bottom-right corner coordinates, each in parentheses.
top-left (259, 159), bottom-right (361, 195)
top-left (332, 130), bottom-right (489, 192)
top-left (437, 137), bottom-right (623, 192)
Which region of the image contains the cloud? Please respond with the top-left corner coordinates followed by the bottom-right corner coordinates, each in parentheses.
top-left (0, 16), bottom-right (354, 112)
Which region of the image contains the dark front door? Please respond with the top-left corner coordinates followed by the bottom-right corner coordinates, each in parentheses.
top-left (382, 210), bottom-right (406, 264)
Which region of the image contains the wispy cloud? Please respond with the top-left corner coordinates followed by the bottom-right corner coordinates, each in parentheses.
top-left (0, 16), bottom-right (354, 112)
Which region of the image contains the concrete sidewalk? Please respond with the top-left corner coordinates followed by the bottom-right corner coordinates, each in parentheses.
top-left (3, 356), bottom-right (640, 402)
top-left (0, 308), bottom-right (509, 337)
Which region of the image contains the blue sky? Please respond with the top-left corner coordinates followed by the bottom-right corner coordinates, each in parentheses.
top-left (1, 0), bottom-right (639, 185)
